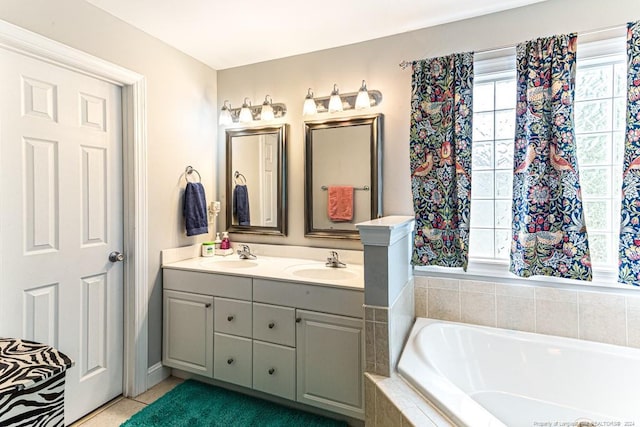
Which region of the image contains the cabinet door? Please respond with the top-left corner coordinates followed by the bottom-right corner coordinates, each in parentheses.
top-left (163, 290), bottom-right (213, 377)
top-left (296, 310), bottom-right (364, 420)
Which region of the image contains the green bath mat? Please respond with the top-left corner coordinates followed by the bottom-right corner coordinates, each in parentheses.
top-left (121, 379), bottom-right (347, 427)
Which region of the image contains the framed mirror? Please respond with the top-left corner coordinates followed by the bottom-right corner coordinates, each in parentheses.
top-left (304, 114), bottom-right (382, 239)
top-left (225, 124), bottom-right (287, 235)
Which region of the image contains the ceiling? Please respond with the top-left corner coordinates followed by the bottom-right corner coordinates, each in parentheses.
top-left (87, 0), bottom-right (548, 70)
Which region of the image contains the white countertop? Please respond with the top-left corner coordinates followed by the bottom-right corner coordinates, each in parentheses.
top-left (162, 254), bottom-right (364, 291)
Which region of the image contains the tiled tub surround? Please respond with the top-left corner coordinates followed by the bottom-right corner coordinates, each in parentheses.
top-left (414, 276), bottom-right (640, 348)
top-left (357, 216), bottom-right (416, 379)
top-left (364, 280), bottom-right (414, 377)
top-left (357, 217), bottom-right (640, 426)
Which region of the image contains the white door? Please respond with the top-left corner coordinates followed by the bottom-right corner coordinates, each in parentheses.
top-left (0, 46), bottom-right (124, 424)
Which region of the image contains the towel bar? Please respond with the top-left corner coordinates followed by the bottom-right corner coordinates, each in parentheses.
top-left (321, 185), bottom-right (369, 191)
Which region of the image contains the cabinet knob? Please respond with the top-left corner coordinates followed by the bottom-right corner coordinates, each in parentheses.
top-left (227, 358), bottom-right (234, 365)
top-left (227, 315), bottom-right (235, 322)
top-left (268, 368), bottom-right (275, 375)
top-left (205, 303), bottom-right (211, 308)
top-left (296, 317), bottom-right (302, 323)
top-left (268, 322), bottom-right (275, 329)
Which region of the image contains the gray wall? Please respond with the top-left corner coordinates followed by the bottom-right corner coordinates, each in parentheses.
top-left (0, 0), bottom-right (218, 368)
top-left (217, 0), bottom-right (640, 253)
top-left (3, 0), bottom-right (640, 375)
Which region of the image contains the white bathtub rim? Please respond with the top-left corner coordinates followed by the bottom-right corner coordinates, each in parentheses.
top-left (398, 318), bottom-right (507, 427)
top-left (397, 318), bottom-right (640, 427)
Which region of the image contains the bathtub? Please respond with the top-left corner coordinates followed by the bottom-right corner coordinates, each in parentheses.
top-left (397, 318), bottom-right (640, 427)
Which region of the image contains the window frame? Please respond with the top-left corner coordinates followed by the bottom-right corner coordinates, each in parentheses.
top-left (414, 34), bottom-right (634, 291)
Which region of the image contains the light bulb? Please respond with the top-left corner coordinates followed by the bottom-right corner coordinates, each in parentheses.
top-left (355, 80), bottom-right (370, 109)
top-left (238, 98), bottom-right (253, 123)
top-left (302, 88), bottom-right (317, 116)
top-left (218, 100), bottom-right (233, 126)
top-left (260, 95), bottom-right (274, 121)
top-left (328, 84), bottom-right (343, 113)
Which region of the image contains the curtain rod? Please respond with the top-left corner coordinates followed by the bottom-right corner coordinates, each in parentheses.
top-left (398, 24), bottom-right (627, 69)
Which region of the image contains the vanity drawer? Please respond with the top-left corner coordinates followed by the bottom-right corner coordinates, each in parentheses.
top-left (252, 303), bottom-right (295, 347)
top-left (253, 340), bottom-right (295, 401)
top-left (163, 269), bottom-right (252, 300)
top-left (215, 297), bottom-right (252, 337)
top-left (253, 279), bottom-right (364, 318)
top-left (214, 333), bottom-right (252, 388)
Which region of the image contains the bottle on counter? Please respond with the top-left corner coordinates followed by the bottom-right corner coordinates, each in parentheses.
top-left (220, 232), bottom-right (230, 250)
top-left (214, 232), bottom-right (222, 250)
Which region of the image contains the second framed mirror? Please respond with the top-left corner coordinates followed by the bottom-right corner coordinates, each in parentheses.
top-left (304, 114), bottom-right (382, 239)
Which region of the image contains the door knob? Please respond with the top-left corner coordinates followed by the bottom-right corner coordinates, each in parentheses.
top-left (108, 251), bottom-right (125, 262)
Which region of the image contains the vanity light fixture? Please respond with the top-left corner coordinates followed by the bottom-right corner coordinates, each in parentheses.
top-left (238, 98), bottom-right (254, 123)
top-left (355, 80), bottom-right (371, 110)
top-left (327, 84), bottom-right (343, 113)
top-left (302, 88), bottom-right (317, 116)
top-left (218, 96), bottom-right (287, 126)
top-left (260, 95), bottom-right (275, 121)
top-left (302, 81), bottom-right (382, 116)
top-left (218, 100), bottom-right (233, 126)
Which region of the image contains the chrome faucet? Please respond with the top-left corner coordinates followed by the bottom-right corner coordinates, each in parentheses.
top-left (237, 244), bottom-right (257, 260)
top-left (326, 250), bottom-right (346, 268)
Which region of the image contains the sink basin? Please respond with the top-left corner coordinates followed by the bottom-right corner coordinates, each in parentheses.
top-left (200, 259), bottom-right (259, 269)
top-left (285, 264), bottom-right (358, 281)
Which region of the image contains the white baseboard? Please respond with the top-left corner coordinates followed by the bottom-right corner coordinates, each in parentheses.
top-left (147, 362), bottom-right (171, 389)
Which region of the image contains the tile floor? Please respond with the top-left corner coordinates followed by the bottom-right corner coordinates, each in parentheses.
top-left (70, 376), bottom-right (183, 426)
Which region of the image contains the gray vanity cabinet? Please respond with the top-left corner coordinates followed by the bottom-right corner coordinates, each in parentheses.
top-left (162, 268), bottom-right (364, 421)
top-left (162, 289), bottom-right (213, 377)
top-left (296, 310), bottom-right (364, 419)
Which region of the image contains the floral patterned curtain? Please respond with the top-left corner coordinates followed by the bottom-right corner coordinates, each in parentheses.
top-left (410, 53), bottom-right (473, 270)
top-left (510, 34), bottom-right (592, 280)
top-left (618, 21), bottom-right (640, 286)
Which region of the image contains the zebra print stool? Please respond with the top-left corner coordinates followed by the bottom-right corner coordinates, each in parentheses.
top-left (0, 338), bottom-right (73, 427)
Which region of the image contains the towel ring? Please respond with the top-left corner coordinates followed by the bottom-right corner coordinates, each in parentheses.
top-left (185, 166), bottom-right (201, 183)
top-left (234, 171), bottom-right (247, 185)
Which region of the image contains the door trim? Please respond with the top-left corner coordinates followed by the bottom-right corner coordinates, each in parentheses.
top-left (0, 19), bottom-right (149, 397)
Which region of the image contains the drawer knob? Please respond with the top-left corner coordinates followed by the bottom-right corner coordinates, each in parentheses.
top-left (296, 317), bottom-right (302, 323)
top-left (268, 368), bottom-right (275, 375)
top-left (268, 322), bottom-right (275, 329)
top-left (205, 303), bottom-right (212, 308)
top-left (227, 315), bottom-right (235, 322)
top-left (227, 358), bottom-right (234, 365)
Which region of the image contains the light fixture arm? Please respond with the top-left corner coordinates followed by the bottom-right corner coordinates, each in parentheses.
top-left (304, 86), bottom-right (382, 114)
top-left (220, 97), bottom-right (287, 125)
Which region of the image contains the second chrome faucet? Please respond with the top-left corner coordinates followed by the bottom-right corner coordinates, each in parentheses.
top-left (326, 250), bottom-right (346, 268)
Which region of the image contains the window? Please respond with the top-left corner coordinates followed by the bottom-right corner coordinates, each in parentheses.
top-left (470, 69), bottom-right (516, 260)
top-left (467, 36), bottom-right (626, 279)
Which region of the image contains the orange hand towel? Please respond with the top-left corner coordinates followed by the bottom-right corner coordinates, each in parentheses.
top-left (327, 186), bottom-right (354, 222)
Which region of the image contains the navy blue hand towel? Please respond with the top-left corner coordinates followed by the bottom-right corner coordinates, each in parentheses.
top-left (183, 182), bottom-right (208, 236)
top-left (233, 185), bottom-right (250, 226)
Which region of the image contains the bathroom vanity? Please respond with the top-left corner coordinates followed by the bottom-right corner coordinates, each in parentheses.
top-left (161, 248), bottom-right (365, 421)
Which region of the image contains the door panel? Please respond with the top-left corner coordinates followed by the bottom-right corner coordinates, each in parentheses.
top-left (0, 46), bottom-right (123, 424)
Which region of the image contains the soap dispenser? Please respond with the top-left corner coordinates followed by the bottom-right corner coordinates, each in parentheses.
top-left (214, 232), bottom-right (222, 249)
top-left (220, 232), bottom-right (230, 250)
